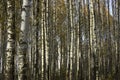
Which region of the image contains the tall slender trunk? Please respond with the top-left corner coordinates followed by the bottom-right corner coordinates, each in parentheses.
top-left (116, 0), bottom-right (120, 79)
top-left (4, 0), bottom-right (15, 80)
top-left (1, 0), bottom-right (7, 77)
top-left (18, 0), bottom-right (31, 80)
top-left (89, 0), bottom-right (97, 80)
top-left (33, 0), bottom-right (40, 79)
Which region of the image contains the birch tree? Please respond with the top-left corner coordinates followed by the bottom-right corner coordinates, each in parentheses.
top-left (18, 0), bottom-right (31, 80)
top-left (4, 0), bottom-right (15, 80)
top-left (89, 0), bottom-right (97, 80)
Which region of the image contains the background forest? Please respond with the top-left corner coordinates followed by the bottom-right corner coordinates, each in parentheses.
top-left (0, 0), bottom-right (120, 80)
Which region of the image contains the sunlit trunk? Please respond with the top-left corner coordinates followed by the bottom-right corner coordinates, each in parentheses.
top-left (18, 0), bottom-right (31, 80)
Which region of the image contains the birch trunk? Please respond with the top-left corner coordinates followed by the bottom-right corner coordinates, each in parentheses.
top-left (89, 0), bottom-right (97, 80)
top-left (18, 0), bottom-right (31, 80)
top-left (4, 0), bottom-right (15, 80)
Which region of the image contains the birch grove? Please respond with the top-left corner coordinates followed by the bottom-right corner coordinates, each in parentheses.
top-left (0, 0), bottom-right (120, 80)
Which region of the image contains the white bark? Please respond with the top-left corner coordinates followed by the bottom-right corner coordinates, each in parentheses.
top-left (18, 0), bottom-right (31, 80)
